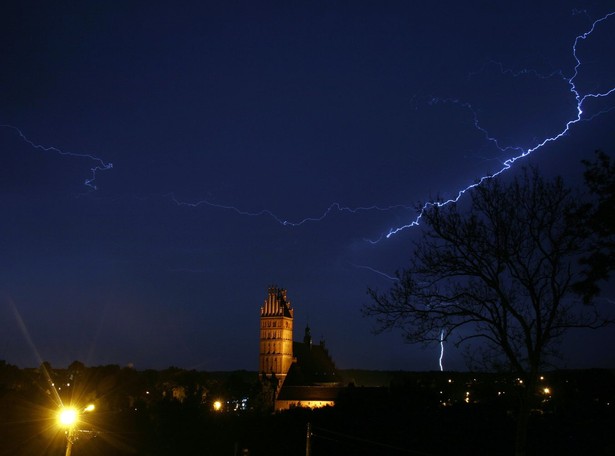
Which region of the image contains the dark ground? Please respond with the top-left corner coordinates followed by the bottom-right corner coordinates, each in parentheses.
top-left (1, 364), bottom-right (613, 455)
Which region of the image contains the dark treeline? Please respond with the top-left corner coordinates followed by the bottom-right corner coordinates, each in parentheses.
top-left (0, 360), bottom-right (613, 455)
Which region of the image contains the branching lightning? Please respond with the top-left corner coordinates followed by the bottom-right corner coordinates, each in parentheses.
top-left (168, 11), bottom-right (615, 245)
top-left (169, 193), bottom-right (413, 227)
top-left (378, 11), bottom-right (615, 242)
top-left (2, 9), bottom-right (612, 376)
top-left (3, 13), bottom-right (612, 230)
top-left (468, 60), bottom-right (566, 81)
top-left (1, 124), bottom-right (113, 190)
top-left (4, 12), bottom-right (613, 234)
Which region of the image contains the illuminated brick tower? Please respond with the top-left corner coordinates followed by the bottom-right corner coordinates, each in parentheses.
top-left (259, 286), bottom-right (294, 383)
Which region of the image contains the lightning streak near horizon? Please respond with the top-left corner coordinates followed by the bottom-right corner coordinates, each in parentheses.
top-left (439, 330), bottom-right (445, 372)
top-left (1, 124), bottom-right (113, 191)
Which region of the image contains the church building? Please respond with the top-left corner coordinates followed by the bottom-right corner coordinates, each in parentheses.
top-left (259, 286), bottom-right (342, 411)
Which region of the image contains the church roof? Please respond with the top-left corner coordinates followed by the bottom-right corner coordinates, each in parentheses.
top-left (284, 340), bottom-right (341, 386)
top-left (276, 335), bottom-right (342, 406)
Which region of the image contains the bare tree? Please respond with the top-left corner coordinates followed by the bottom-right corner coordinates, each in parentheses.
top-left (365, 168), bottom-right (611, 456)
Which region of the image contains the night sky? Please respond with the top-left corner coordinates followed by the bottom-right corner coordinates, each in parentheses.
top-left (2, 1), bottom-right (615, 372)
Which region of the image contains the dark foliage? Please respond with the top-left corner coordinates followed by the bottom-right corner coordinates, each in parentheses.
top-left (1, 362), bottom-right (614, 455)
top-left (574, 151), bottom-right (615, 301)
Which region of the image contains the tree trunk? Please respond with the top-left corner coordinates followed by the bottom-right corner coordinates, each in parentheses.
top-left (514, 398), bottom-right (530, 456)
top-left (514, 376), bottom-right (536, 456)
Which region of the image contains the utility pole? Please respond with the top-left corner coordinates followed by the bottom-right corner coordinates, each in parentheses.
top-left (306, 422), bottom-right (312, 456)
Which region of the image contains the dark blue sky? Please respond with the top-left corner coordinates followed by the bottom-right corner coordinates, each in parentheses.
top-left (1, 1), bottom-right (614, 371)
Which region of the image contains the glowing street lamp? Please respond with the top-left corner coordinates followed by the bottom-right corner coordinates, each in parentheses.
top-left (57, 404), bottom-right (95, 456)
top-left (83, 404), bottom-right (95, 412)
top-left (58, 407), bottom-right (78, 427)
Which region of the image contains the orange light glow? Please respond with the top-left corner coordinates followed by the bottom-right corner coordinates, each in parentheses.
top-left (58, 408), bottom-right (78, 427)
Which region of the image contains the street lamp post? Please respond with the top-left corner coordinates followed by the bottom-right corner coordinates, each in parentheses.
top-left (57, 405), bottom-right (95, 456)
top-left (65, 427), bottom-right (75, 456)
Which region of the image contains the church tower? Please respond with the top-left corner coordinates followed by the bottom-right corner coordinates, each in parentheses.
top-left (259, 286), bottom-right (294, 382)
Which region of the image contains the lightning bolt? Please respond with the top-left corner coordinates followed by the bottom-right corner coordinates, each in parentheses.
top-left (351, 264), bottom-right (400, 282)
top-left (5, 12), bottom-right (614, 237)
top-left (377, 11), bottom-right (615, 241)
top-left (168, 193), bottom-right (413, 227)
top-left (1, 124), bottom-right (113, 190)
top-left (439, 329), bottom-right (445, 372)
top-left (468, 60), bottom-right (566, 81)
top-left (167, 11), bottom-right (615, 245)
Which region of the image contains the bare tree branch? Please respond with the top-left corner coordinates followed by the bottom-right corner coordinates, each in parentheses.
top-left (364, 167), bottom-right (615, 455)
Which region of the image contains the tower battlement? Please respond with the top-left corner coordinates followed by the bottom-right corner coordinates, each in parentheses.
top-left (259, 286), bottom-right (294, 379)
top-left (260, 286), bottom-right (294, 318)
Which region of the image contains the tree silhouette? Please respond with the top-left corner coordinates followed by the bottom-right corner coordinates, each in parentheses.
top-left (365, 168), bottom-right (612, 456)
top-left (575, 151), bottom-right (615, 302)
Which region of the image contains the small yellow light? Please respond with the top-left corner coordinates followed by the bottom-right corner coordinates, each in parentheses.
top-left (213, 400), bottom-right (222, 411)
top-left (84, 404), bottom-right (95, 412)
top-left (58, 408), bottom-right (78, 427)
top-left (543, 387), bottom-right (551, 395)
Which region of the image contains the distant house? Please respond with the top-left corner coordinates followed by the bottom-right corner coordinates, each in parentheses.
top-left (259, 286), bottom-right (342, 411)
